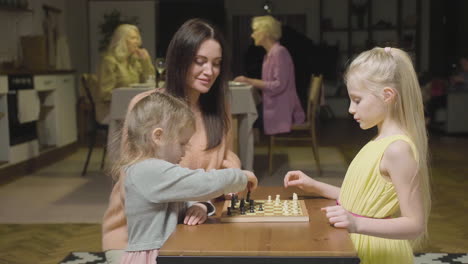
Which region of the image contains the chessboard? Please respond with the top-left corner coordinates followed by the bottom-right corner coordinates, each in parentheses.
top-left (220, 195), bottom-right (309, 223)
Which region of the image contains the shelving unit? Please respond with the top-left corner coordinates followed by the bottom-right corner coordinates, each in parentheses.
top-left (319, 0), bottom-right (422, 73)
top-left (0, 6), bottom-right (32, 13)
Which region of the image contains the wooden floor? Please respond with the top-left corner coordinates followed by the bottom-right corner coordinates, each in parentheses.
top-left (0, 118), bottom-right (467, 264)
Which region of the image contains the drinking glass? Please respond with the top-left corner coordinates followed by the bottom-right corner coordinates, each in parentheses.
top-left (155, 57), bottom-right (166, 87)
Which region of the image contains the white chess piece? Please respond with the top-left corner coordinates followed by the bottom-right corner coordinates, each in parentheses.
top-left (293, 193), bottom-right (298, 201)
top-left (275, 194), bottom-right (280, 206)
top-left (267, 195), bottom-right (272, 203)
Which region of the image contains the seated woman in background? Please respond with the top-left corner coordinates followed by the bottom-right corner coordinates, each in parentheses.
top-left (96, 24), bottom-right (155, 124)
top-left (234, 15), bottom-right (305, 135)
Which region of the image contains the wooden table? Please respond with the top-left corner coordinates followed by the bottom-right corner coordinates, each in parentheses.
top-left (158, 186), bottom-right (360, 264)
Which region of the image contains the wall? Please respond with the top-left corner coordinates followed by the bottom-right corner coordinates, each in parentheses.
top-left (0, 0), bottom-right (67, 66)
top-left (224, 0), bottom-right (430, 72)
top-left (65, 0), bottom-right (88, 75)
top-left (88, 0), bottom-right (156, 73)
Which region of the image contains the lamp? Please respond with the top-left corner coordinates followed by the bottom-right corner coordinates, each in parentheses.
top-left (263, 0), bottom-right (273, 14)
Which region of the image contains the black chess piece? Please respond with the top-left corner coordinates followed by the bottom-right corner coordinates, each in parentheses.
top-left (250, 199), bottom-right (254, 206)
top-left (240, 206), bottom-right (246, 215)
top-left (240, 198), bottom-right (245, 209)
top-left (258, 204), bottom-right (263, 211)
top-left (227, 207), bottom-right (232, 216)
top-left (250, 206), bottom-right (255, 213)
top-left (231, 196), bottom-right (236, 209)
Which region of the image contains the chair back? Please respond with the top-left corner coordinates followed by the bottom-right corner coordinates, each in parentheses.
top-left (306, 74), bottom-right (323, 123)
top-left (81, 74), bottom-right (99, 126)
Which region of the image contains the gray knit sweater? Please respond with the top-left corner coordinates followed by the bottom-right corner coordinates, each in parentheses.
top-left (124, 158), bottom-right (247, 251)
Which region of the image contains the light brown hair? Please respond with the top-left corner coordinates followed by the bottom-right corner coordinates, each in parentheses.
top-left (111, 92), bottom-right (195, 179)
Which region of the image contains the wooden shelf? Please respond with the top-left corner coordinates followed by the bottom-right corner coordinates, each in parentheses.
top-left (319, 0), bottom-right (422, 73)
top-left (0, 6), bottom-right (32, 13)
top-left (322, 28), bottom-right (349, 32)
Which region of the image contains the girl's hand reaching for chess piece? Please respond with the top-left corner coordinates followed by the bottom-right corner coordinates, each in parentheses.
top-left (321, 205), bottom-right (358, 233)
top-left (184, 203), bottom-right (208, 226)
top-left (243, 170), bottom-right (258, 191)
top-left (284, 170), bottom-right (316, 192)
top-left (284, 170), bottom-right (340, 200)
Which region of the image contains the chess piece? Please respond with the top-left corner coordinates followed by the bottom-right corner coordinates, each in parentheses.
top-left (258, 204), bottom-right (264, 211)
top-left (240, 206), bottom-right (246, 215)
top-left (275, 194), bottom-right (280, 206)
top-left (293, 193), bottom-right (298, 201)
top-left (240, 198), bottom-right (245, 209)
top-left (227, 207), bottom-right (232, 216)
top-left (267, 195), bottom-right (272, 203)
top-left (231, 195), bottom-right (236, 209)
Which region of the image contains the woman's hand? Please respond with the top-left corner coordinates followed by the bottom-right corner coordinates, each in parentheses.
top-left (184, 203), bottom-right (208, 225)
top-left (242, 170), bottom-right (258, 191)
top-left (234, 75), bottom-right (249, 84)
top-left (321, 205), bottom-right (358, 233)
top-left (135, 48), bottom-right (150, 60)
top-left (283, 170), bottom-right (316, 192)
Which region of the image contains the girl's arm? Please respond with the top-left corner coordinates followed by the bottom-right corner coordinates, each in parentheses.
top-left (126, 159), bottom-right (249, 203)
top-left (323, 140), bottom-right (425, 240)
top-left (284, 170), bottom-right (340, 200)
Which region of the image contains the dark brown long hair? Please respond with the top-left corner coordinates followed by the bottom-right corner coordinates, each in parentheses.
top-left (165, 18), bottom-right (230, 150)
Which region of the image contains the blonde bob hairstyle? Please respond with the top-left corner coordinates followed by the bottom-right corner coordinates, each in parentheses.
top-left (106, 24), bottom-right (141, 60)
top-left (111, 92), bottom-right (195, 179)
top-left (252, 15), bottom-right (282, 41)
top-left (345, 47), bottom-right (431, 249)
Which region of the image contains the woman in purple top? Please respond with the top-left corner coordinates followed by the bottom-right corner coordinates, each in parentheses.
top-left (234, 15), bottom-right (305, 135)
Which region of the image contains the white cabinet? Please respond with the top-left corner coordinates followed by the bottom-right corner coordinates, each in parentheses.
top-left (55, 75), bottom-right (77, 146)
top-left (35, 74), bottom-right (78, 148)
top-left (0, 73), bottom-right (77, 168)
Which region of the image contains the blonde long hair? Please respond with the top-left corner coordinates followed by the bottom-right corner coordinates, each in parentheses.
top-left (111, 92), bottom-right (195, 179)
top-left (106, 24), bottom-right (141, 61)
top-left (345, 47), bottom-right (431, 248)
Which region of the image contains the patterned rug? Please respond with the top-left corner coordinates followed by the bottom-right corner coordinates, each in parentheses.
top-left (59, 252), bottom-right (468, 264)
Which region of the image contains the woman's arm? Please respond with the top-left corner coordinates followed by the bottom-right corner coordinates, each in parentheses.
top-left (262, 48), bottom-right (292, 96)
top-left (233, 76), bottom-right (266, 90)
top-left (97, 56), bottom-right (118, 102)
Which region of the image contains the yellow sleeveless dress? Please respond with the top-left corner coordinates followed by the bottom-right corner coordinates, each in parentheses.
top-left (339, 135), bottom-right (417, 264)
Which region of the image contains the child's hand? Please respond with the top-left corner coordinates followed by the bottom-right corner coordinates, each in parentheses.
top-left (284, 170), bottom-right (315, 192)
top-left (242, 170), bottom-right (258, 191)
top-left (184, 203), bottom-right (208, 226)
top-left (321, 205), bottom-right (357, 233)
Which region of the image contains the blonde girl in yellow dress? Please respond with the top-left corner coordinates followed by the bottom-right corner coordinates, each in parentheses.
top-left (283, 47), bottom-right (430, 264)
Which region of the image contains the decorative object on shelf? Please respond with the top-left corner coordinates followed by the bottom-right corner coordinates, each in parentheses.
top-left (351, 0), bottom-right (369, 29)
top-left (262, 0), bottom-right (273, 14)
top-left (98, 10), bottom-right (139, 52)
top-left (373, 20), bottom-right (393, 29)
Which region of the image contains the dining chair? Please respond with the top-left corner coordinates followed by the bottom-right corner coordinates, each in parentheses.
top-left (268, 74), bottom-right (323, 176)
top-left (81, 74), bottom-right (108, 176)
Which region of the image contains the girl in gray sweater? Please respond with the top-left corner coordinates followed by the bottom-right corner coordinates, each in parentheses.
top-left (113, 92), bottom-right (258, 264)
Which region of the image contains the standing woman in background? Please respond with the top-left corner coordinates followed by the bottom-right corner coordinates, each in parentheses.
top-left (234, 15), bottom-right (305, 135)
top-left (101, 18), bottom-right (248, 264)
top-left (96, 24), bottom-right (155, 124)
